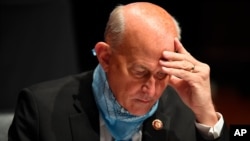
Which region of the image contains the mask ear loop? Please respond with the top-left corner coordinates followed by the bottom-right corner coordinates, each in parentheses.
top-left (92, 48), bottom-right (97, 56)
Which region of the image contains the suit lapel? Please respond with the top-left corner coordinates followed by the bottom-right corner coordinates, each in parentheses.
top-left (69, 71), bottom-right (100, 141)
top-left (142, 88), bottom-right (174, 141)
top-left (142, 112), bottom-right (170, 141)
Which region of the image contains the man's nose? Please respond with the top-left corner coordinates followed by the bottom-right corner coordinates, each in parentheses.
top-left (142, 76), bottom-right (156, 96)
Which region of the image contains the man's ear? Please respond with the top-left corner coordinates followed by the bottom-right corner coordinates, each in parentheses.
top-left (94, 42), bottom-right (111, 72)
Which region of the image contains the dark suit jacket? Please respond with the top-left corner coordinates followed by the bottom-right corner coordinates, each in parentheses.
top-left (8, 71), bottom-right (229, 141)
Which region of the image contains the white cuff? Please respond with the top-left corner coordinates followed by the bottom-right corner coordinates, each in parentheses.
top-left (195, 112), bottom-right (224, 140)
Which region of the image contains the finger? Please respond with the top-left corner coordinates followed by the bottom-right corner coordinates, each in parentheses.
top-left (161, 66), bottom-right (197, 81)
top-left (173, 38), bottom-right (198, 64)
top-left (159, 59), bottom-right (196, 72)
top-left (162, 51), bottom-right (184, 61)
top-left (161, 50), bottom-right (197, 71)
top-left (174, 38), bottom-right (189, 54)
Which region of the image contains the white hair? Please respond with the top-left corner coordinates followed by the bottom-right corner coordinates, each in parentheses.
top-left (104, 5), bottom-right (125, 47)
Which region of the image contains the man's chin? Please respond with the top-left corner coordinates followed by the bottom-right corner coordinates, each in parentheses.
top-left (128, 104), bottom-right (153, 116)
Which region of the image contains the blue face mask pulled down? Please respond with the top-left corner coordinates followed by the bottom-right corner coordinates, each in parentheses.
top-left (92, 64), bottom-right (158, 141)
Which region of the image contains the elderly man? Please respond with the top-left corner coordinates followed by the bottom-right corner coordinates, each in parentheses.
top-left (8, 2), bottom-right (229, 141)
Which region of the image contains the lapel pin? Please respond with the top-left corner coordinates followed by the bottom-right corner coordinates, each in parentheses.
top-left (152, 119), bottom-right (163, 130)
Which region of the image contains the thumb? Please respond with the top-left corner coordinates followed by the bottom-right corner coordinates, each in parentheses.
top-left (169, 75), bottom-right (189, 94)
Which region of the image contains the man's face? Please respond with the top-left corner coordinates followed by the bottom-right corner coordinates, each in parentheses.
top-left (105, 30), bottom-right (175, 116)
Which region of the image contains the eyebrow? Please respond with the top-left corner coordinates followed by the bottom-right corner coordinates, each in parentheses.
top-left (132, 64), bottom-right (148, 71)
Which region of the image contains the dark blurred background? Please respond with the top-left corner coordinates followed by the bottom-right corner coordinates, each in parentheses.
top-left (1, 0), bottom-right (250, 126)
